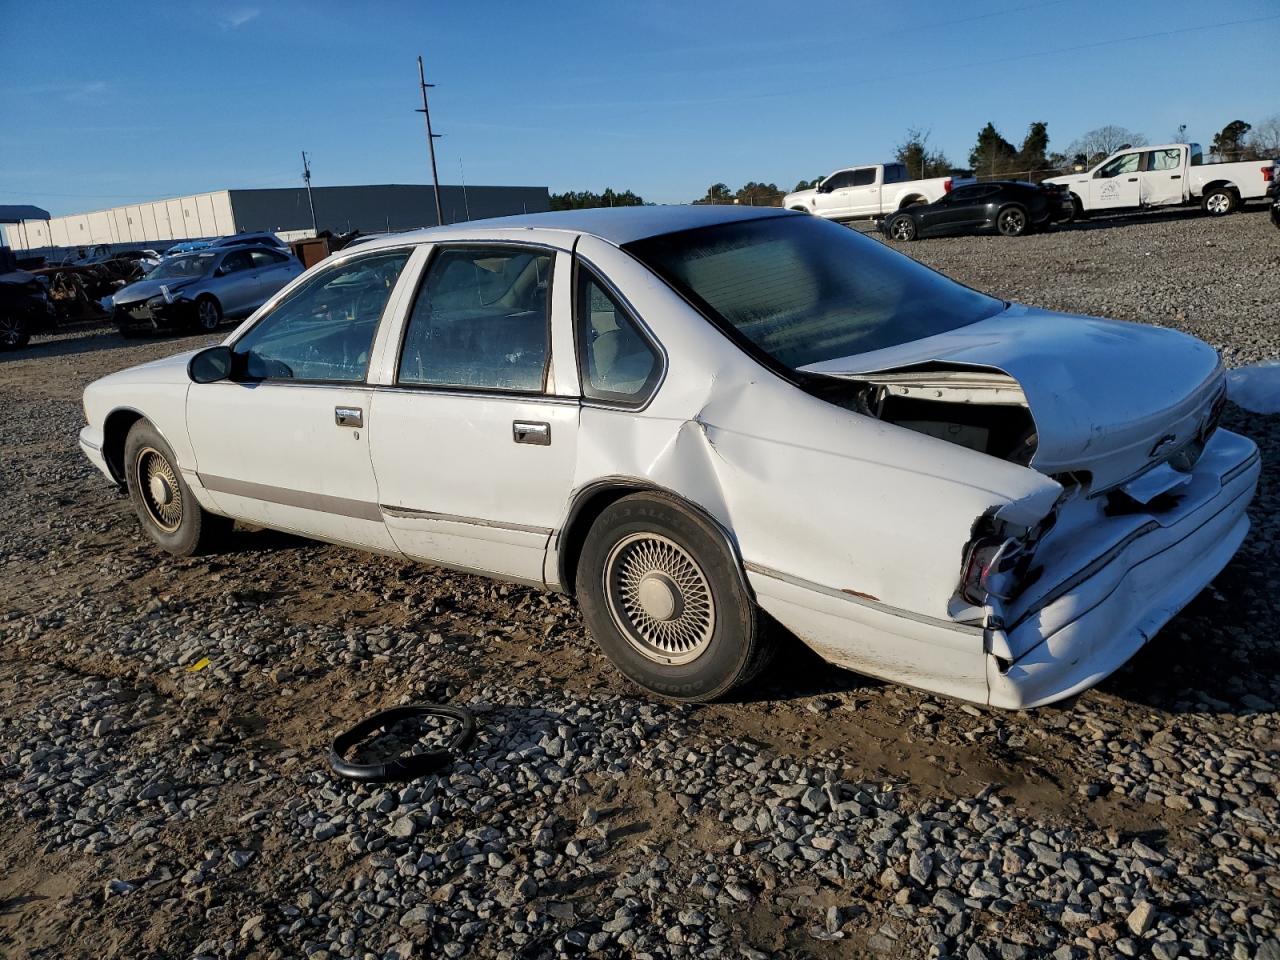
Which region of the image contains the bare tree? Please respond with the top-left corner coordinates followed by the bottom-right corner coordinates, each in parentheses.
top-left (1066, 126), bottom-right (1149, 166)
top-left (1248, 115), bottom-right (1280, 158)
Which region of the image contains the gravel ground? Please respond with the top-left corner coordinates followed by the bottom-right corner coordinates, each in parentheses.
top-left (1, 207), bottom-right (1277, 960)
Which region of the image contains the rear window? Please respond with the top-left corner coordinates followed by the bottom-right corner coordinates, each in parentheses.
top-left (624, 215), bottom-right (1003, 369)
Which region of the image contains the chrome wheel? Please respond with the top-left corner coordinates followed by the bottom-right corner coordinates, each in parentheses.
top-left (604, 533), bottom-right (716, 665)
top-left (999, 208), bottom-right (1026, 235)
top-left (889, 216), bottom-right (915, 241)
top-left (1205, 192), bottom-right (1231, 215)
top-left (135, 446), bottom-right (183, 532)
top-left (0, 314), bottom-right (24, 347)
top-left (197, 299), bottom-right (220, 330)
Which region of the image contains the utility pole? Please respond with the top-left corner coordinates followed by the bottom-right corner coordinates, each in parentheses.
top-left (301, 151), bottom-right (318, 235)
top-left (416, 55), bottom-right (444, 226)
top-left (458, 158), bottom-right (471, 221)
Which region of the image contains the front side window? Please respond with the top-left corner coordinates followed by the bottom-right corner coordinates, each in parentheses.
top-left (576, 268), bottom-right (660, 405)
top-left (822, 171), bottom-right (854, 191)
top-left (146, 253), bottom-right (216, 279)
top-left (1147, 148), bottom-right (1181, 171)
top-left (249, 249), bottom-right (289, 267)
top-left (625, 215), bottom-right (1003, 370)
top-left (1098, 152), bottom-right (1140, 178)
top-left (398, 247), bottom-right (551, 392)
top-left (232, 249), bottom-right (410, 382)
top-left (220, 250), bottom-right (253, 274)
top-left (850, 168), bottom-right (877, 187)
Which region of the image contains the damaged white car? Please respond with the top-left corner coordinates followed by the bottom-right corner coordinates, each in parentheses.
top-left (78, 207), bottom-right (1260, 708)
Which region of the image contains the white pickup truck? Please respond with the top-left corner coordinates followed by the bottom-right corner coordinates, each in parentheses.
top-left (783, 163), bottom-right (960, 221)
top-left (1044, 143), bottom-right (1278, 217)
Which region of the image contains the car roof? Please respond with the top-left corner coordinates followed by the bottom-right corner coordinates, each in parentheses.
top-left (359, 204), bottom-right (794, 250)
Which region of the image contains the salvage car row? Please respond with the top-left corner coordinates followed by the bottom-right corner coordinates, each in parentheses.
top-left (785, 141), bottom-right (1279, 242)
top-left (0, 232), bottom-right (305, 349)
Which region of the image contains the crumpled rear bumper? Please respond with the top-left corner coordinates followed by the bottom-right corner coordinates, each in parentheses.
top-left (987, 428), bottom-right (1259, 708)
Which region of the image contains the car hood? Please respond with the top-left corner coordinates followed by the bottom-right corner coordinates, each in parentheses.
top-left (113, 276), bottom-right (201, 306)
top-left (800, 304), bottom-right (1224, 492)
top-left (783, 189), bottom-right (816, 206)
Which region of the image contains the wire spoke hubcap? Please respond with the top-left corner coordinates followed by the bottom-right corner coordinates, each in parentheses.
top-left (604, 533), bottom-right (715, 665)
top-left (136, 447), bottom-right (183, 532)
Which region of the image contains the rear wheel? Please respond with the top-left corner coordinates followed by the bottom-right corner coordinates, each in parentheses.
top-left (887, 214), bottom-right (917, 242)
top-left (997, 204), bottom-right (1029, 237)
top-left (124, 420), bottom-right (231, 556)
top-left (1201, 187), bottom-right (1235, 216)
top-left (575, 493), bottom-right (774, 701)
top-left (0, 312), bottom-right (30, 351)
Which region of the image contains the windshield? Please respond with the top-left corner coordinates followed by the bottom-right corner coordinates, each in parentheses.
top-left (146, 254), bottom-right (217, 280)
top-left (624, 215), bottom-right (1004, 369)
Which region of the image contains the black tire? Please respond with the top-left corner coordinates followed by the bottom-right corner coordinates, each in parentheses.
top-left (1070, 194), bottom-right (1087, 221)
top-left (124, 420), bottom-right (231, 556)
top-left (789, 206), bottom-right (810, 213)
top-left (997, 204), bottom-right (1029, 237)
top-left (575, 492), bottom-right (774, 702)
top-left (194, 296), bottom-right (223, 332)
top-left (0, 312), bottom-right (30, 351)
top-left (1201, 187), bottom-right (1236, 216)
top-left (886, 213), bottom-right (917, 242)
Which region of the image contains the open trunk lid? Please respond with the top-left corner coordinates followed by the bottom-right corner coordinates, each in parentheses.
top-left (801, 304), bottom-right (1225, 493)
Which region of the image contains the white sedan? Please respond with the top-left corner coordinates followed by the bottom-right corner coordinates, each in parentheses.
top-left (79, 206), bottom-right (1260, 708)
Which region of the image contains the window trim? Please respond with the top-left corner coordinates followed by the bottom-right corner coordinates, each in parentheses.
top-left (571, 256), bottom-right (666, 411)
top-left (390, 241), bottom-right (558, 398)
top-left (224, 245), bottom-right (416, 387)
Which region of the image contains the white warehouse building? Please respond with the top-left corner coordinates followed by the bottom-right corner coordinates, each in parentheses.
top-left (2, 184), bottom-right (551, 253)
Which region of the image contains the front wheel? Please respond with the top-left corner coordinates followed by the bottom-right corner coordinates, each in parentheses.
top-left (0, 313), bottom-right (30, 351)
top-left (997, 204), bottom-right (1029, 237)
top-left (887, 214), bottom-right (917, 242)
top-left (194, 296), bottom-right (223, 332)
top-left (1202, 188), bottom-right (1235, 216)
top-left (575, 493), bottom-right (774, 701)
top-left (124, 420), bottom-right (231, 555)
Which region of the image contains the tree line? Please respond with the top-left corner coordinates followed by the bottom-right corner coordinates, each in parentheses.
top-left (547, 115), bottom-right (1279, 210)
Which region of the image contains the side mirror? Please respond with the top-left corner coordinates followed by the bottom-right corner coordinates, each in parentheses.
top-left (213, 266), bottom-right (226, 276)
top-left (815, 181), bottom-right (829, 194)
top-left (188, 344), bottom-right (233, 384)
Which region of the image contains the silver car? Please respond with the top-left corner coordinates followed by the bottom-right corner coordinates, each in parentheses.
top-left (112, 245), bottom-right (303, 336)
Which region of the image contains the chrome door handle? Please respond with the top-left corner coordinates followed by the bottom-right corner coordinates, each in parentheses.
top-left (513, 421), bottom-right (550, 445)
top-left (335, 406), bottom-right (363, 428)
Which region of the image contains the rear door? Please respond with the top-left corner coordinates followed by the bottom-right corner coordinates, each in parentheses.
top-left (368, 243), bottom-right (579, 585)
top-left (247, 248), bottom-right (303, 308)
top-left (1088, 151), bottom-right (1142, 210)
top-left (844, 167), bottom-right (881, 217)
top-left (1139, 147), bottom-right (1186, 206)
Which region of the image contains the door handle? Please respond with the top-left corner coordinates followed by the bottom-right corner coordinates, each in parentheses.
top-left (513, 421), bottom-right (550, 445)
top-left (1170, 174), bottom-right (1181, 179)
top-left (335, 406), bottom-right (363, 428)
top-left (1127, 177), bottom-right (1138, 182)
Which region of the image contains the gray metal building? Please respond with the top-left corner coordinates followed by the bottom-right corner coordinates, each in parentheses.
top-left (1, 184), bottom-right (550, 253)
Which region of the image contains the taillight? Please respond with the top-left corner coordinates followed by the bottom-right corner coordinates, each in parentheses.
top-left (1263, 166), bottom-right (1275, 183)
top-left (959, 537), bottom-right (1027, 604)
top-left (944, 177), bottom-right (953, 194)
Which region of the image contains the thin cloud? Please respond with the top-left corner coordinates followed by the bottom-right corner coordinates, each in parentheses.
top-left (220, 6), bottom-right (260, 28)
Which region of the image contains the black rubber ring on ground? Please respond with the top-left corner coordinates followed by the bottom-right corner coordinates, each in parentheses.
top-left (328, 704), bottom-right (475, 783)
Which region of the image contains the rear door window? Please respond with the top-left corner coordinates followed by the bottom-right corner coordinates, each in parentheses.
top-left (397, 247), bottom-right (552, 392)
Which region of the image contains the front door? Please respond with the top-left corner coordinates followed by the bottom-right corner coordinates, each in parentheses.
top-left (211, 249), bottom-right (259, 316)
top-left (1089, 150), bottom-right (1142, 210)
top-left (186, 247), bottom-right (414, 550)
top-left (369, 245), bottom-right (579, 585)
top-left (1139, 147), bottom-right (1186, 206)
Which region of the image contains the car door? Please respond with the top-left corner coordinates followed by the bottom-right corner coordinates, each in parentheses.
top-left (1139, 147), bottom-right (1185, 206)
top-left (368, 243), bottom-right (579, 585)
top-left (247, 248), bottom-right (303, 308)
top-left (1088, 151), bottom-right (1142, 210)
top-left (815, 170), bottom-right (856, 218)
top-left (211, 249), bottom-right (259, 316)
top-left (844, 167), bottom-right (882, 217)
top-left (185, 247), bottom-right (415, 550)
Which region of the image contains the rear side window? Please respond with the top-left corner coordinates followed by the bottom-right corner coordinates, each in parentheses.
top-left (576, 267), bottom-right (660, 405)
top-left (398, 247), bottom-right (552, 392)
top-left (850, 168), bottom-right (876, 187)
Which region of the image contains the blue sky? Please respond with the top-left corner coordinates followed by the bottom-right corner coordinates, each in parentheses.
top-left (2, 0), bottom-right (1277, 216)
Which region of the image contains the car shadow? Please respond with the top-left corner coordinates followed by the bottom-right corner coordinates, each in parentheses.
top-left (0, 325), bottom-right (220, 364)
top-left (1052, 203), bottom-right (1273, 234)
